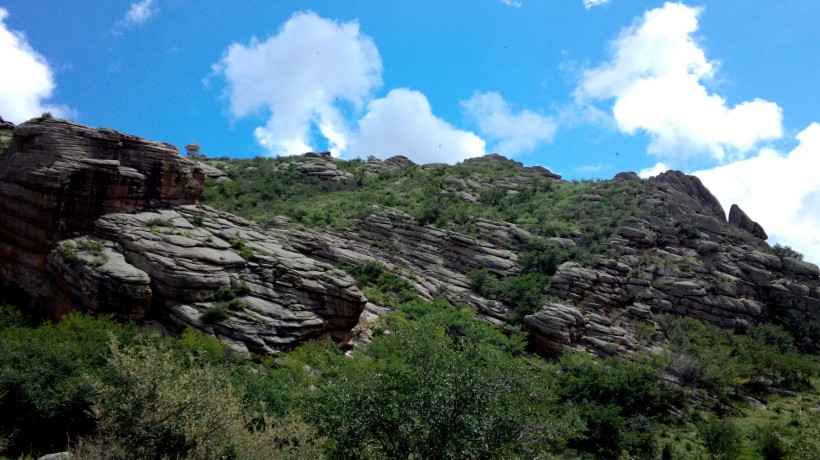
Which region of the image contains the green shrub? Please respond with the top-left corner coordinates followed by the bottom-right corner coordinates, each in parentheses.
top-left (201, 304), bottom-right (230, 324)
top-left (305, 314), bottom-right (581, 459)
top-left (145, 217), bottom-right (174, 228)
top-left (699, 418), bottom-right (743, 460)
top-left (0, 304), bottom-right (27, 330)
top-left (339, 259), bottom-right (418, 307)
top-left (556, 351), bottom-right (674, 458)
top-left (468, 269), bottom-right (547, 319)
top-left (773, 243), bottom-right (804, 260)
top-left (0, 313), bottom-right (137, 456)
top-left (80, 339), bottom-right (324, 460)
top-left (756, 422), bottom-right (788, 460)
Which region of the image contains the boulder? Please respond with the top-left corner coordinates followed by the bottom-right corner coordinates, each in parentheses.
top-left (782, 257), bottom-right (820, 278)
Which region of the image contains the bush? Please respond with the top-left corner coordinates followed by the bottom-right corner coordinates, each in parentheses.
top-left (467, 269), bottom-right (548, 319)
top-left (306, 312), bottom-right (582, 458)
top-left (340, 259), bottom-right (418, 307)
top-left (699, 418), bottom-right (743, 460)
top-left (201, 304), bottom-right (230, 324)
top-left (556, 351), bottom-right (674, 458)
top-left (81, 339), bottom-right (323, 460)
top-left (773, 243), bottom-right (804, 260)
top-left (0, 313), bottom-right (137, 456)
top-left (756, 422), bottom-right (788, 460)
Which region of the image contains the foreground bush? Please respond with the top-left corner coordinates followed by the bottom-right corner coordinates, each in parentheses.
top-left (305, 305), bottom-right (582, 459)
top-left (0, 313), bottom-right (136, 456)
top-left (78, 338), bottom-right (323, 460)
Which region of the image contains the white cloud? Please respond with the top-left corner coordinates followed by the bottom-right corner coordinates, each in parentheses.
top-left (584, 0), bottom-right (611, 9)
top-left (0, 8), bottom-right (73, 123)
top-left (350, 88), bottom-right (485, 164)
top-left (215, 11), bottom-right (382, 156)
top-left (578, 164), bottom-right (607, 173)
top-left (501, 0), bottom-right (522, 7)
top-left (576, 2), bottom-right (783, 164)
top-left (118, 0), bottom-right (157, 28)
top-left (461, 91), bottom-right (557, 156)
top-left (638, 161), bottom-right (671, 178)
top-left (693, 123), bottom-right (820, 263)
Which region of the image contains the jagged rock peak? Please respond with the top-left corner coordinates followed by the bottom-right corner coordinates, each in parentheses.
top-left (651, 170), bottom-right (726, 221)
top-left (728, 204), bottom-right (768, 240)
top-left (613, 171), bottom-right (640, 181)
top-left (384, 155), bottom-right (415, 168)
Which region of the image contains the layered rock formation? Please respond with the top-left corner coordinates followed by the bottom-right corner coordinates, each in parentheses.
top-left (524, 171), bottom-right (820, 356)
top-left (2, 117), bottom-right (817, 359)
top-left (257, 168), bottom-right (819, 356)
top-left (0, 118), bottom-right (366, 352)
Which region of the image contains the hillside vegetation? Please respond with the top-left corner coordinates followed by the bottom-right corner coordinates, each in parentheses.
top-left (2, 149), bottom-right (819, 459)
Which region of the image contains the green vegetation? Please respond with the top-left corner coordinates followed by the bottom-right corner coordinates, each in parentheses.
top-left (339, 259), bottom-right (419, 308)
top-left (145, 217), bottom-right (175, 228)
top-left (3, 155), bottom-right (819, 458)
top-left (0, 128), bottom-right (11, 153)
top-left (773, 243), bottom-right (805, 260)
top-left (200, 156), bottom-right (644, 263)
top-left (1, 301), bottom-right (818, 458)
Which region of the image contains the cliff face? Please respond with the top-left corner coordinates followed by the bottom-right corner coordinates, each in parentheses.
top-left (2, 117), bottom-right (818, 358)
top-left (0, 118), bottom-right (366, 353)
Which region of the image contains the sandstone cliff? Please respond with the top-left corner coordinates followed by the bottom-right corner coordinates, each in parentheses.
top-left (0, 118), bottom-right (366, 353)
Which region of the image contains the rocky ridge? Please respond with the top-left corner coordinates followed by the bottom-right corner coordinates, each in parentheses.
top-left (1, 117), bottom-right (818, 359)
top-left (0, 118), bottom-right (366, 353)
top-left (236, 160), bottom-right (820, 356)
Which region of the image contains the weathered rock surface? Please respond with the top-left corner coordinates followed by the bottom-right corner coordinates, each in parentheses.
top-left (0, 119), bottom-right (366, 353)
top-left (295, 161), bottom-right (352, 183)
top-left (729, 204), bottom-right (768, 240)
top-left (522, 170), bottom-right (820, 356)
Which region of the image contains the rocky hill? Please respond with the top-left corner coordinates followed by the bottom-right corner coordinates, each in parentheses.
top-left (1, 117), bottom-right (818, 359)
top-left (0, 117), bottom-right (366, 354)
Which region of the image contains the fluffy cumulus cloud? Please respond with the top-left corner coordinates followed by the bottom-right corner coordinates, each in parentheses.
top-left (693, 123), bottom-right (820, 263)
top-left (351, 88), bottom-right (485, 163)
top-left (215, 11), bottom-right (382, 157)
top-left (576, 2), bottom-right (783, 164)
top-left (461, 91), bottom-right (557, 156)
top-left (500, 0), bottom-right (523, 8)
top-left (216, 11), bottom-right (486, 163)
top-left (0, 8), bottom-right (73, 123)
top-left (584, 0), bottom-right (611, 9)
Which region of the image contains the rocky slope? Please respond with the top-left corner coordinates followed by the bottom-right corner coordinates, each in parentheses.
top-left (1, 116), bottom-right (818, 359)
top-left (202, 150), bottom-right (820, 357)
top-left (0, 118), bottom-right (366, 353)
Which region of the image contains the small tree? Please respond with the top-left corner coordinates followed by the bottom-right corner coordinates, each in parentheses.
top-left (773, 243), bottom-right (804, 260)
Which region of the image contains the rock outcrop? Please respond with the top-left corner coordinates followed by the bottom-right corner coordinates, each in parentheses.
top-left (728, 204), bottom-right (768, 240)
top-left (521, 171), bottom-right (820, 356)
top-left (0, 118), bottom-right (366, 353)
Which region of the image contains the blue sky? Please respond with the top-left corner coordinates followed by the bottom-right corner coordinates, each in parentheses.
top-left (1, 0), bottom-right (819, 262)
